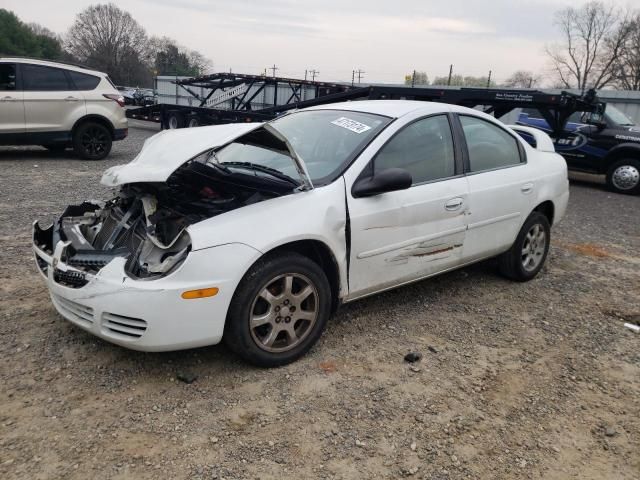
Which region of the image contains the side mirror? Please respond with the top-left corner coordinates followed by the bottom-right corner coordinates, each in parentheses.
top-left (352, 168), bottom-right (413, 198)
top-left (585, 112), bottom-right (606, 129)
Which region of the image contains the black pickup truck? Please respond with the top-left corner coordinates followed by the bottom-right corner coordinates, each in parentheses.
top-left (516, 104), bottom-right (640, 195)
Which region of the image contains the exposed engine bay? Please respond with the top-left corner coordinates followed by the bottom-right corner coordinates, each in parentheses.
top-left (34, 157), bottom-right (297, 286)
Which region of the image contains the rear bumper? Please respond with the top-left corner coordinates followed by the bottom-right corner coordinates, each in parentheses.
top-left (113, 128), bottom-right (128, 140)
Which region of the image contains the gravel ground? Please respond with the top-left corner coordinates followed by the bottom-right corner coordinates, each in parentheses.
top-left (0, 126), bottom-right (639, 480)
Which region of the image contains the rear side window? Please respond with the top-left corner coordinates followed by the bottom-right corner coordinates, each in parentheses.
top-left (22, 64), bottom-right (71, 91)
top-left (0, 64), bottom-right (17, 90)
top-left (460, 115), bottom-right (523, 172)
top-left (68, 71), bottom-right (101, 90)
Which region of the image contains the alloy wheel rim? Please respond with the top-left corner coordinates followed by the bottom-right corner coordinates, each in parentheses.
top-left (249, 273), bottom-right (319, 353)
top-left (521, 223), bottom-right (546, 272)
top-left (612, 165), bottom-right (640, 191)
top-left (81, 128), bottom-right (108, 156)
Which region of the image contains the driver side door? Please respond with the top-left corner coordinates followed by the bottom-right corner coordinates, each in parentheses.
top-left (346, 114), bottom-right (470, 300)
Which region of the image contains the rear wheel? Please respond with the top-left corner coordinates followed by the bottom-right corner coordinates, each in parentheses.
top-left (606, 159), bottom-right (640, 195)
top-left (73, 122), bottom-right (112, 160)
top-left (498, 212), bottom-right (550, 282)
top-left (187, 116), bottom-right (200, 128)
top-left (224, 252), bottom-right (332, 367)
top-left (166, 112), bottom-right (184, 129)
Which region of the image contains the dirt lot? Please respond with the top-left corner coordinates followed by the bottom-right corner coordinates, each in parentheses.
top-left (1, 126), bottom-right (639, 480)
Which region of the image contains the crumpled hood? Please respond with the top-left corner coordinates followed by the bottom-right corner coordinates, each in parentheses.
top-left (101, 122), bottom-right (263, 187)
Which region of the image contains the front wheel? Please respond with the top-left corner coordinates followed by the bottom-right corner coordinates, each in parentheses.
top-left (224, 252), bottom-right (332, 367)
top-left (73, 122), bottom-right (112, 160)
top-left (606, 159), bottom-right (640, 195)
top-left (498, 212), bottom-right (550, 282)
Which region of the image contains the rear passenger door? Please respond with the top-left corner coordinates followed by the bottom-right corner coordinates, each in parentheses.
top-left (457, 115), bottom-right (533, 260)
top-left (21, 64), bottom-right (86, 135)
top-left (0, 63), bottom-right (25, 135)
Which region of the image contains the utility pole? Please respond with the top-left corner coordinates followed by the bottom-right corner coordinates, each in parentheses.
top-left (304, 69), bottom-right (308, 81)
top-left (486, 70), bottom-right (492, 88)
top-left (447, 64), bottom-right (453, 86)
top-left (356, 69), bottom-right (365, 83)
top-left (270, 64), bottom-right (278, 77)
top-left (352, 70), bottom-right (355, 87)
top-left (412, 69), bottom-right (416, 87)
top-left (309, 69), bottom-right (319, 82)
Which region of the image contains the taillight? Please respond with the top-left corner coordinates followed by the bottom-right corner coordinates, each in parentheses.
top-left (103, 94), bottom-right (125, 107)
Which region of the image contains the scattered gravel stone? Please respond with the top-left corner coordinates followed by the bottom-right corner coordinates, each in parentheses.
top-left (176, 372), bottom-right (198, 384)
top-left (404, 352), bottom-right (422, 363)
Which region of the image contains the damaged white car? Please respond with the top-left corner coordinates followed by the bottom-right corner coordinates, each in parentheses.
top-left (33, 101), bottom-right (569, 366)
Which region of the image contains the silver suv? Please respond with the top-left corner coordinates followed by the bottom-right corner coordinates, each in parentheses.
top-left (0, 58), bottom-right (128, 160)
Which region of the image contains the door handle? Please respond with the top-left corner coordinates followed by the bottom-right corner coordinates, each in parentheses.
top-left (445, 197), bottom-right (464, 211)
top-left (521, 183), bottom-right (534, 194)
top-left (1, 96), bottom-right (14, 101)
top-left (65, 96), bottom-right (80, 101)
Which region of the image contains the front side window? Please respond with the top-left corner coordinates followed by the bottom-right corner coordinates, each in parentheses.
top-left (460, 115), bottom-right (522, 172)
top-left (22, 64), bottom-right (70, 91)
top-left (0, 64), bottom-right (17, 91)
top-left (373, 115), bottom-right (455, 184)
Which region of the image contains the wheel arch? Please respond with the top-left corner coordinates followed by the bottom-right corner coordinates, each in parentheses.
top-left (260, 239), bottom-right (343, 313)
top-left (533, 200), bottom-right (555, 226)
top-left (603, 143), bottom-right (640, 173)
top-left (72, 115), bottom-right (115, 139)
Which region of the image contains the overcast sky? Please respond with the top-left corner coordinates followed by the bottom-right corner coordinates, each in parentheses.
top-left (3, 0), bottom-right (631, 84)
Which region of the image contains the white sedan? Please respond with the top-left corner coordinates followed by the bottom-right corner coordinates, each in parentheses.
top-left (33, 101), bottom-right (569, 366)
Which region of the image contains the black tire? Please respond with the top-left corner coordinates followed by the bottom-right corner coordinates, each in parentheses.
top-left (187, 116), bottom-right (200, 128)
top-left (224, 252), bottom-right (332, 367)
top-left (606, 158), bottom-right (640, 195)
top-left (498, 212), bottom-right (551, 282)
top-left (73, 122), bottom-right (112, 160)
top-left (166, 112), bottom-right (185, 130)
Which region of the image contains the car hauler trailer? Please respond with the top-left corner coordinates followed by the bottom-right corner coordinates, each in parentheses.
top-left (129, 76), bottom-right (640, 194)
top-left (127, 73), bottom-right (604, 136)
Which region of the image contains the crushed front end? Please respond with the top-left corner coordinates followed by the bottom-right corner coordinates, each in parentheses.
top-left (31, 161), bottom-right (286, 351)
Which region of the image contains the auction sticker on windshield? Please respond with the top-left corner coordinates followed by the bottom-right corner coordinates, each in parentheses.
top-left (331, 117), bottom-right (372, 134)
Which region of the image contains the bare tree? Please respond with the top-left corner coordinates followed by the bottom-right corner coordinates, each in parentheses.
top-left (65, 3), bottom-right (151, 85)
top-left (546, 1), bottom-right (631, 90)
top-left (503, 70), bottom-right (542, 88)
top-left (612, 13), bottom-right (640, 90)
top-left (404, 71), bottom-right (429, 86)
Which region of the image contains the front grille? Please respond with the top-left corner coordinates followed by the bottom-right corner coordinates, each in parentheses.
top-left (53, 268), bottom-right (88, 288)
top-left (102, 313), bottom-right (147, 339)
top-left (53, 294), bottom-right (94, 326)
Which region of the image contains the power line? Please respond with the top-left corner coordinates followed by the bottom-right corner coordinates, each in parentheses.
top-left (352, 69), bottom-right (365, 86)
top-left (270, 64), bottom-right (278, 77)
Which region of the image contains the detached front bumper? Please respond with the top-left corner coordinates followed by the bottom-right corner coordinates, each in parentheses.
top-left (33, 223), bottom-right (261, 352)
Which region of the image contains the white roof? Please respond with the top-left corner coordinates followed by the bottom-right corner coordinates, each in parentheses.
top-left (0, 57), bottom-right (104, 76)
top-left (305, 99), bottom-right (482, 119)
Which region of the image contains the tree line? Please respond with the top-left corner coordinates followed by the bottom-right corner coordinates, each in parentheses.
top-left (0, 4), bottom-right (210, 87)
top-left (405, 1), bottom-right (640, 91)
